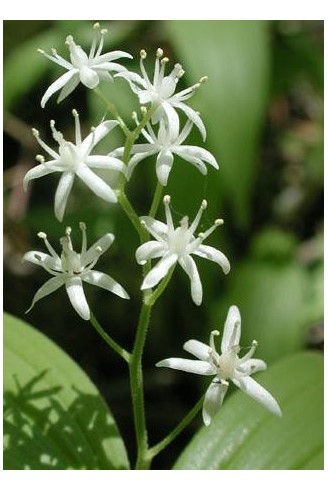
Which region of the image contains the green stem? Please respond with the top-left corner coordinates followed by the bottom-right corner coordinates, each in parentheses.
top-left (145, 264), bottom-right (176, 306)
top-left (129, 300), bottom-right (152, 469)
top-left (149, 181), bottom-right (163, 218)
top-left (89, 312), bottom-right (131, 363)
top-left (117, 190), bottom-right (147, 241)
top-left (148, 394), bottom-right (205, 459)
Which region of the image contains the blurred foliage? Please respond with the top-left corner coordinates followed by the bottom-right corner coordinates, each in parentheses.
top-left (3, 20), bottom-right (323, 469)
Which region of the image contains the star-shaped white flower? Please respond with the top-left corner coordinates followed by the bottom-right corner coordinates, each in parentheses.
top-left (23, 223), bottom-right (130, 321)
top-left (23, 109), bottom-right (126, 222)
top-left (117, 48), bottom-right (207, 140)
top-left (39, 23), bottom-right (132, 107)
top-left (136, 196), bottom-right (230, 305)
top-left (157, 305), bottom-right (282, 426)
top-left (111, 118), bottom-right (218, 186)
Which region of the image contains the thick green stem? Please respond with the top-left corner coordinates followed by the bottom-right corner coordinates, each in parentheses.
top-left (129, 300), bottom-right (152, 469)
top-left (89, 312), bottom-right (131, 363)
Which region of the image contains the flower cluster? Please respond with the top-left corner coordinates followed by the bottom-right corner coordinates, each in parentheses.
top-left (23, 22), bottom-right (281, 428)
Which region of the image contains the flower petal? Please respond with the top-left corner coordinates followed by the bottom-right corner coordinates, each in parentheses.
top-left (85, 155), bottom-right (125, 172)
top-left (23, 162), bottom-right (61, 192)
top-left (156, 150), bottom-right (174, 186)
top-left (81, 121), bottom-right (119, 154)
top-left (135, 240), bottom-right (165, 265)
top-left (183, 339), bottom-right (211, 362)
top-left (232, 375), bottom-right (282, 417)
top-left (79, 66), bottom-right (99, 89)
top-left (174, 145), bottom-right (218, 169)
top-left (141, 253), bottom-right (177, 290)
top-left (127, 151), bottom-right (156, 180)
top-left (96, 50), bottom-right (133, 63)
top-left (76, 166), bottom-right (117, 203)
top-left (23, 251), bottom-right (61, 271)
top-left (54, 171), bottom-right (75, 222)
top-left (41, 69), bottom-right (79, 108)
top-left (193, 244), bottom-right (230, 274)
top-left (156, 358), bottom-right (215, 375)
top-left (202, 378), bottom-right (229, 426)
top-left (179, 255), bottom-right (203, 305)
top-left (139, 216), bottom-right (168, 241)
top-left (26, 276), bottom-right (65, 313)
top-left (57, 75), bottom-right (80, 103)
top-left (237, 359), bottom-right (267, 376)
top-left (172, 101), bottom-right (206, 141)
top-left (221, 305), bottom-right (241, 353)
top-left (82, 270), bottom-right (129, 299)
top-left (65, 276), bottom-right (90, 320)
top-left (81, 233), bottom-right (114, 267)
top-left (161, 102), bottom-right (180, 139)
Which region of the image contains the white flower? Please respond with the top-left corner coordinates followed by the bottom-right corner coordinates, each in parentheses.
top-left (111, 118), bottom-right (218, 186)
top-left (117, 48), bottom-right (207, 140)
top-left (23, 109), bottom-right (126, 222)
top-left (156, 305), bottom-right (282, 426)
top-left (39, 23), bottom-right (132, 107)
top-left (136, 196), bottom-right (230, 305)
top-left (23, 223), bottom-right (129, 321)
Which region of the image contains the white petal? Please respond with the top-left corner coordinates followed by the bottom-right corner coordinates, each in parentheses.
top-left (156, 358), bottom-right (215, 375)
top-left (172, 101), bottom-right (206, 141)
top-left (41, 70), bottom-right (78, 108)
top-left (65, 276), bottom-right (90, 320)
top-left (161, 102), bottom-right (180, 139)
top-left (135, 241), bottom-right (165, 265)
top-left (96, 50), bottom-right (133, 63)
top-left (233, 375), bottom-right (282, 417)
top-left (81, 121), bottom-right (119, 154)
top-left (221, 305), bottom-right (241, 353)
top-left (23, 163), bottom-right (60, 191)
top-left (179, 255), bottom-right (203, 306)
top-left (238, 359), bottom-right (267, 376)
top-left (54, 172), bottom-right (75, 222)
top-left (141, 253), bottom-right (177, 290)
top-left (76, 166), bottom-right (117, 202)
top-left (183, 339), bottom-right (211, 361)
top-left (202, 378), bottom-right (229, 426)
top-left (174, 145), bottom-right (218, 169)
top-left (139, 216), bottom-right (168, 241)
top-left (193, 244), bottom-right (230, 274)
top-left (82, 270), bottom-right (129, 299)
top-left (81, 233), bottom-right (114, 267)
top-left (173, 149), bottom-right (207, 175)
top-left (26, 276), bottom-right (65, 313)
top-left (57, 75), bottom-right (80, 103)
top-left (23, 251), bottom-right (61, 271)
top-left (85, 155), bottom-right (125, 172)
top-left (79, 66), bottom-right (99, 89)
top-left (156, 150), bottom-right (174, 186)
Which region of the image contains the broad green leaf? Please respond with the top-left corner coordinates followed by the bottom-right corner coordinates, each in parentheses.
top-left (3, 312), bottom-right (130, 470)
top-left (174, 351), bottom-right (323, 470)
top-left (165, 20), bottom-right (270, 228)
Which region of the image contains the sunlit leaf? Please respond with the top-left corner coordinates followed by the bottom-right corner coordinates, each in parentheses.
top-left (3, 312), bottom-right (130, 470)
top-left (174, 351), bottom-right (323, 470)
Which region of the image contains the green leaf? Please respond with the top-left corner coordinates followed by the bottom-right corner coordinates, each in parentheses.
top-left (165, 20), bottom-right (271, 228)
top-left (3, 312), bottom-right (130, 470)
top-left (174, 351), bottom-right (323, 470)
